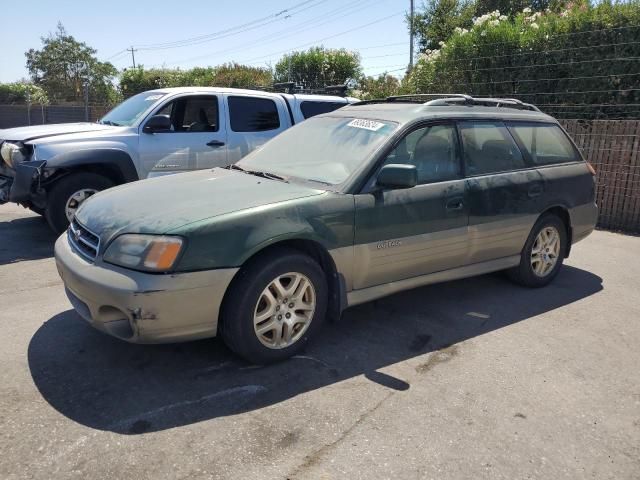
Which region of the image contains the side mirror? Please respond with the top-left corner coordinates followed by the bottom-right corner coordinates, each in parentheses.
top-left (143, 114), bottom-right (172, 133)
top-left (376, 164), bottom-right (417, 190)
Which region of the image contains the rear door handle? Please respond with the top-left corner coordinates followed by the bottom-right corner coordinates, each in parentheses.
top-left (528, 184), bottom-right (543, 198)
top-left (206, 140), bottom-right (225, 147)
top-left (446, 198), bottom-right (464, 211)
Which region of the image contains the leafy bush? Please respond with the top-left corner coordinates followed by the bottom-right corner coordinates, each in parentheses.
top-left (274, 47), bottom-right (362, 90)
top-left (356, 74), bottom-right (404, 100)
top-left (0, 82), bottom-right (49, 104)
top-left (119, 63), bottom-right (273, 96)
top-left (407, 1), bottom-right (640, 118)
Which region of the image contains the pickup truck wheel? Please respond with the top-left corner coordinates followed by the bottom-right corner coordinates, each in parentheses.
top-left (508, 214), bottom-right (567, 288)
top-left (45, 173), bottom-right (114, 233)
top-left (220, 248), bottom-right (327, 364)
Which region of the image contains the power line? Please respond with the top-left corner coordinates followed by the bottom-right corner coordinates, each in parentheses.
top-left (443, 56), bottom-right (640, 74)
top-left (241, 10), bottom-right (406, 65)
top-left (158, 0), bottom-right (374, 67)
top-left (137, 0), bottom-right (325, 50)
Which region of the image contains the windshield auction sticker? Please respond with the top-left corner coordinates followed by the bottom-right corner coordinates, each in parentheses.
top-left (347, 119), bottom-right (386, 131)
top-left (145, 94), bottom-right (164, 101)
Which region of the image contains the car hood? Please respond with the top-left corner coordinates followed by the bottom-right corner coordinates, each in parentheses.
top-left (75, 168), bottom-right (324, 242)
top-left (0, 123), bottom-right (114, 143)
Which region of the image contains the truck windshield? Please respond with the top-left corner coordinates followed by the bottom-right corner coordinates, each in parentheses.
top-left (99, 92), bottom-right (167, 126)
top-left (237, 116), bottom-right (397, 186)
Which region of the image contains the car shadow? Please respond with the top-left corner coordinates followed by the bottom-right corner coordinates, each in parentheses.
top-left (0, 213), bottom-right (57, 265)
top-left (28, 265), bottom-right (603, 435)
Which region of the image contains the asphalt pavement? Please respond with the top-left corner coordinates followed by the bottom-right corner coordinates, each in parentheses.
top-left (1, 203), bottom-right (638, 479)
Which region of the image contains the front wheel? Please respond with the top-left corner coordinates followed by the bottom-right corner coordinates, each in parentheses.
top-left (508, 214), bottom-right (567, 288)
top-left (220, 248), bottom-right (328, 364)
top-left (45, 172), bottom-right (114, 233)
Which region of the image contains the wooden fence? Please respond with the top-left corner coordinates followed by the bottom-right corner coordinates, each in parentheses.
top-left (561, 119), bottom-right (640, 234)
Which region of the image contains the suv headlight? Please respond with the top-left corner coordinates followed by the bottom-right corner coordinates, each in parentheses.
top-left (103, 234), bottom-right (184, 272)
top-left (0, 142), bottom-right (27, 168)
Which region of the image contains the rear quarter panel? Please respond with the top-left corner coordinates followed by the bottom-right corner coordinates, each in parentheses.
top-left (536, 162), bottom-right (598, 241)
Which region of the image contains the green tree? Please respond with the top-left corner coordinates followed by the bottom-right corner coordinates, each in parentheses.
top-left (274, 47), bottom-right (362, 90)
top-left (25, 23), bottom-right (118, 103)
top-left (119, 63), bottom-right (272, 97)
top-left (411, 0), bottom-right (574, 51)
top-left (0, 82), bottom-right (49, 104)
top-left (411, 0), bottom-right (476, 51)
top-left (406, 1), bottom-right (640, 119)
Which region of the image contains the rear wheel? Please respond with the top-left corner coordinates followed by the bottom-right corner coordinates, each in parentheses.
top-left (508, 214), bottom-right (567, 288)
top-left (220, 248), bottom-right (327, 364)
top-left (45, 172), bottom-right (114, 234)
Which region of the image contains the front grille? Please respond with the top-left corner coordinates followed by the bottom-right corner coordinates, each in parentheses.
top-left (68, 219), bottom-right (100, 262)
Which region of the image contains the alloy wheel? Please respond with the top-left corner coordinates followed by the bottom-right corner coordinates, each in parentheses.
top-left (531, 226), bottom-right (561, 277)
top-left (253, 272), bottom-right (316, 349)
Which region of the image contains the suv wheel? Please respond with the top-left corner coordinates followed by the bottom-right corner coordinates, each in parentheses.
top-left (45, 172), bottom-right (114, 233)
top-left (508, 214), bottom-right (567, 288)
top-left (220, 248), bottom-right (327, 364)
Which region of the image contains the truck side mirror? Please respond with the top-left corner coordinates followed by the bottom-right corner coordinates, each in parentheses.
top-left (143, 115), bottom-right (172, 133)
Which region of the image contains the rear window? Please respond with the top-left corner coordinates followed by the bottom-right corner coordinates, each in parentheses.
top-left (300, 101), bottom-right (345, 119)
top-left (228, 96), bottom-right (280, 132)
top-left (508, 123), bottom-right (578, 165)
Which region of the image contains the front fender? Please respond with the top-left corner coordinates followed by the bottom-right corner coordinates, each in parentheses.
top-left (173, 194), bottom-right (355, 272)
top-left (46, 148), bottom-right (139, 182)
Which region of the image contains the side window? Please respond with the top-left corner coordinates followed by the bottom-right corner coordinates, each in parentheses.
top-left (459, 121), bottom-right (526, 175)
top-left (383, 124), bottom-right (460, 184)
top-left (152, 95), bottom-right (218, 132)
top-left (228, 96), bottom-right (280, 132)
top-left (300, 101), bottom-right (345, 119)
top-left (508, 123), bottom-right (578, 165)
top-left (181, 96), bottom-right (219, 132)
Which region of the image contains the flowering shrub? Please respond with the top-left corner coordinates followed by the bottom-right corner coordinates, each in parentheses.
top-left (405, 1), bottom-right (640, 119)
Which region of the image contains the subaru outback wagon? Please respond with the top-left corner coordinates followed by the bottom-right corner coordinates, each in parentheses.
top-left (55, 94), bottom-right (597, 363)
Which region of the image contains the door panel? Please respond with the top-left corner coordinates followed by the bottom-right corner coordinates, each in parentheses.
top-left (459, 120), bottom-right (543, 263)
top-left (225, 94), bottom-right (289, 164)
top-left (139, 95), bottom-right (228, 178)
top-left (466, 170), bottom-right (543, 263)
top-left (353, 180), bottom-right (469, 289)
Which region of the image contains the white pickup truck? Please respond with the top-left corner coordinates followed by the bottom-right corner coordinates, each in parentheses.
top-left (0, 87), bottom-right (356, 232)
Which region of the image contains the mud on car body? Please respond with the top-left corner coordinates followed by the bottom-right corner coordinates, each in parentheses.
top-left (54, 94), bottom-right (598, 364)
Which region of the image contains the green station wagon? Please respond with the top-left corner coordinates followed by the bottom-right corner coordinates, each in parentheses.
top-left (54, 94), bottom-right (598, 363)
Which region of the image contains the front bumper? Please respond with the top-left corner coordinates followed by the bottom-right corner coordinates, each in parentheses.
top-left (54, 234), bottom-right (239, 343)
top-left (0, 160), bottom-right (46, 204)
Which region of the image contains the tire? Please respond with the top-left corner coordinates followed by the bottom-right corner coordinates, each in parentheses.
top-left (45, 172), bottom-right (114, 234)
top-left (28, 205), bottom-right (45, 216)
top-left (507, 213), bottom-right (567, 288)
top-left (220, 247), bottom-right (328, 364)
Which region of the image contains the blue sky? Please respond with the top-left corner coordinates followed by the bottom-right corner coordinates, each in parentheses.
top-left (2, 0), bottom-right (412, 83)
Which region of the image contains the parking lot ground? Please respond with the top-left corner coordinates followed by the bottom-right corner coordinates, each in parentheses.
top-left (0, 203), bottom-right (639, 480)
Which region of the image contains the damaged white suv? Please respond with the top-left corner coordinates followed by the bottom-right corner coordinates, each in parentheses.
top-left (0, 87), bottom-right (355, 232)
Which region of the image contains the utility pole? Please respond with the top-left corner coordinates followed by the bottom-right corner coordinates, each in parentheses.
top-left (128, 46), bottom-right (137, 69)
top-left (408, 0), bottom-right (415, 72)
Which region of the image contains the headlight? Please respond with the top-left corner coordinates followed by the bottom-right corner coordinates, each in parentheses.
top-left (103, 234), bottom-right (184, 272)
top-left (0, 142), bottom-right (27, 168)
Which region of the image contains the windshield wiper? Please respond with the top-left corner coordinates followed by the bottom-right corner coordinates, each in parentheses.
top-left (99, 120), bottom-right (121, 126)
top-left (227, 164), bottom-right (288, 182)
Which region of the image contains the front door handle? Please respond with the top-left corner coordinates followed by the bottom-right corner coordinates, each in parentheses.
top-left (446, 198), bottom-right (464, 211)
top-left (528, 184), bottom-right (543, 198)
top-left (206, 140), bottom-right (225, 147)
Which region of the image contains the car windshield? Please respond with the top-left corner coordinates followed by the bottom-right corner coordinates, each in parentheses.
top-left (237, 116), bottom-right (397, 186)
top-left (99, 92), bottom-right (167, 126)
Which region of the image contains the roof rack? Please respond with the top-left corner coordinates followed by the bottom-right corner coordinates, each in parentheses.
top-left (351, 94), bottom-right (541, 112)
top-left (265, 82), bottom-right (349, 97)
